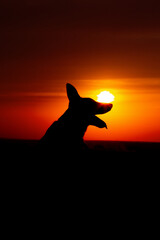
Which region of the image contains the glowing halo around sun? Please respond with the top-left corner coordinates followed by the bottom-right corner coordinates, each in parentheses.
top-left (97, 91), bottom-right (115, 103)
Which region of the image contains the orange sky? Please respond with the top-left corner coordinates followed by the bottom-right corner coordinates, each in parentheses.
top-left (0, 1), bottom-right (160, 142)
top-left (0, 78), bottom-right (160, 142)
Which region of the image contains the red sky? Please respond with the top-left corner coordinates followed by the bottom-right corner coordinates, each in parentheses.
top-left (0, 1), bottom-right (160, 142)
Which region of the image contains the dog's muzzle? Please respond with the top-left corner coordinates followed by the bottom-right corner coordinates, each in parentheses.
top-left (96, 103), bottom-right (113, 114)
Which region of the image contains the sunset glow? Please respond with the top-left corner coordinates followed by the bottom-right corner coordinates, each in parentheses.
top-left (0, 79), bottom-right (160, 142)
top-left (0, 1), bottom-right (160, 144)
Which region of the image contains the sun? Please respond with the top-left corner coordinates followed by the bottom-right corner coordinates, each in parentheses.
top-left (97, 91), bottom-right (115, 103)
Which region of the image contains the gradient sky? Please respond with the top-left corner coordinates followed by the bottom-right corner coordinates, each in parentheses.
top-left (0, 0), bottom-right (160, 141)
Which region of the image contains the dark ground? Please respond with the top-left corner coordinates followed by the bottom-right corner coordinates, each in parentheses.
top-left (1, 137), bottom-right (159, 225)
top-left (0, 138), bottom-right (159, 156)
top-left (87, 140), bottom-right (160, 153)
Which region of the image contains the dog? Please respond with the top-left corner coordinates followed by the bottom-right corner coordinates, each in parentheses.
top-left (40, 83), bottom-right (113, 152)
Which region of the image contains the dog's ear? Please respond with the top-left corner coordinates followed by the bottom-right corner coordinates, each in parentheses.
top-left (66, 83), bottom-right (80, 102)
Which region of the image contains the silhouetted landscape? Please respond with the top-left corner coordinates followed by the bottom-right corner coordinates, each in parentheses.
top-left (1, 2), bottom-right (159, 221)
top-left (2, 84), bottom-right (159, 156)
top-left (1, 138), bottom-right (159, 155)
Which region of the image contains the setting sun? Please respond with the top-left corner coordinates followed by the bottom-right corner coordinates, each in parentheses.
top-left (97, 91), bottom-right (115, 103)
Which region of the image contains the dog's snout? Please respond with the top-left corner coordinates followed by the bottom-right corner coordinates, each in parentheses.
top-left (107, 103), bottom-right (113, 111)
top-left (104, 103), bottom-right (113, 112)
top-left (96, 103), bottom-right (113, 114)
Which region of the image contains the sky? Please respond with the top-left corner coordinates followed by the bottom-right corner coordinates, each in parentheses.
top-left (0, 0), bottom-right (160, 141)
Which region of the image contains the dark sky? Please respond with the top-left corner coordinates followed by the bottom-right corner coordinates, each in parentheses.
top-left (0, 0), bottom-right (160, 94)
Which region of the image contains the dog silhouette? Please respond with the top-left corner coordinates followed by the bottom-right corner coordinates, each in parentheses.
top-left (40, 83), bottom-right (113, 152)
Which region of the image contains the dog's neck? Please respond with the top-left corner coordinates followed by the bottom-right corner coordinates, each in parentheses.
top-left (58, 108), bottom-right (88, 139)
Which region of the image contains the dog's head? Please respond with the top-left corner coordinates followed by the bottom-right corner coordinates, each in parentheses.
top-left (66, 83), bottom-right (113, 128)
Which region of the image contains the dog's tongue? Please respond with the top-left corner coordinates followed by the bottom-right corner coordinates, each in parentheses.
top-left (89, 116), bottom-right (107, 129)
